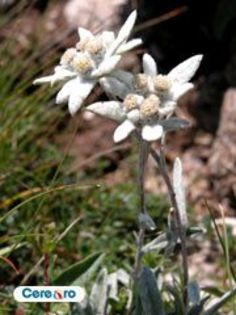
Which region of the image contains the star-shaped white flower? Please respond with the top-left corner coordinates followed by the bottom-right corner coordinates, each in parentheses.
top-left (135, 53), bottom-right (203, 116)
top-left (86, 96), bottom-right (190, 143)
top-left (33, 11), bottom-right (142, 115)
top-left (86, 54), bottom-right (202, 142)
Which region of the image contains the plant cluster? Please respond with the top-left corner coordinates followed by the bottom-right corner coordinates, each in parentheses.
top-left (10, 9), bottom-right (236, 315)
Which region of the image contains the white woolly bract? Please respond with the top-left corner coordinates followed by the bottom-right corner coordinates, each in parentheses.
top-left (168, 54), bottom-right (203, 84)
top-left (113, 119), bottom-right (135, 143)
top-left (86, 101), bottom-right (125, 121)
top-left (117, 38), bottom-right (142, 54)
top-left (78, 27), bottom-right (93, 40)
top-left (141, 124), bottom-right (163, 141)
top-left (142, 53), bottom-right (158, 77)
top-left (91, 55), bottom-right (121, 78)
top-left (56, 78), bottom-right (79, 104)
top-left (106, 10), bottom-right (137, 56)
top-left (170, 82), bottom-right (194, 101)
top-left (68, 80), bottom-right (95, 115)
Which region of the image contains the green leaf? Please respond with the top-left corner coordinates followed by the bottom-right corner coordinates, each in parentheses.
top-left (166, 285), bottom-right (184, 315)
top-left (73, 253), bottom-right (105, 287)
top-left (53, 252), bottom-right (103, 286)
top-left (203, 287), bottom-right (236, 315)
top-left (138, 267), bottom-right (165, 315)
top-left (202, 286), bottom-right (224, 297)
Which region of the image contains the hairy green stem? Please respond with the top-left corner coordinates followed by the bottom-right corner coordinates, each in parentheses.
top-left (133, 139), bottom-right (149, 280)
top-left (150, 146), bottom-right (189, 309)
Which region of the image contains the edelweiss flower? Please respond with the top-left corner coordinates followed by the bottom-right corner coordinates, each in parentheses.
top-left (86, 54), bottom-right (203, 142)
top-left (133, 53), bottom-right (203, 117)
top-left (33, 11), bottom-right (141, 115)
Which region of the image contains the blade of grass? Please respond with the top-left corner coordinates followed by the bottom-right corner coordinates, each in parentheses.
top-left (205, 200), bottom-right (236, 282)
top-left (219, 204), bottom-right (236, 313)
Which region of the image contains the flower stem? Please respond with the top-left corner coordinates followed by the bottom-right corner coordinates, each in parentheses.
top-left (150, 146), bottom-right (189, 308)
top-left (133, 138), bottom-right (149, 280)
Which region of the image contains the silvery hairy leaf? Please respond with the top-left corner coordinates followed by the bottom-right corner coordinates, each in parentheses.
top-left (111, 69), bottom-right (134, 89)
top-left (138, 267), bottom-right (165, 315)
top-left (188, 281), bottom-right (201, 305)
top-left (160, 118), bottom-right (190, 132)
top-left (89, 268), bottom-right (108, 315)
top-left (141, 233), bottom-right (168, 254)
top-left (173, 157), bottom-right (188, 228)
top-left (116, 268), bottom-right (130, 286)
top-left (107, 272), bottom-right (118, 302)
top-left (186, 226), bottom-right (206, 237)
top-left (139, 212), bottom-right (156, 231)
top-left (99, 76), bottom-right (131, 99)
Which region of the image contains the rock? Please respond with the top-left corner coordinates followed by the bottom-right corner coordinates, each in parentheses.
top-left (208, 88), bottom-right (236, 207)
top-left (0, 0), bottom-right (15, 9)
top-left (64, 0), bottom-right (127, 30)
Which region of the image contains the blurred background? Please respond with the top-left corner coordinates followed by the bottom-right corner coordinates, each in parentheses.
top-left (0, 0), bottom-right (235, 313)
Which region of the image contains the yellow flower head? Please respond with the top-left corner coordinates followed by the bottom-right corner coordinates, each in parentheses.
top-left (123, 94), bottom-right (141, 111)
top-left (140, 94), bottom-right (160, 118)
top-left (71, 54), bottom-right (94, 74)
top-left (134, 73), bottom-right (148, 92)
top-left (154, 75), bottom-right (172, 93)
